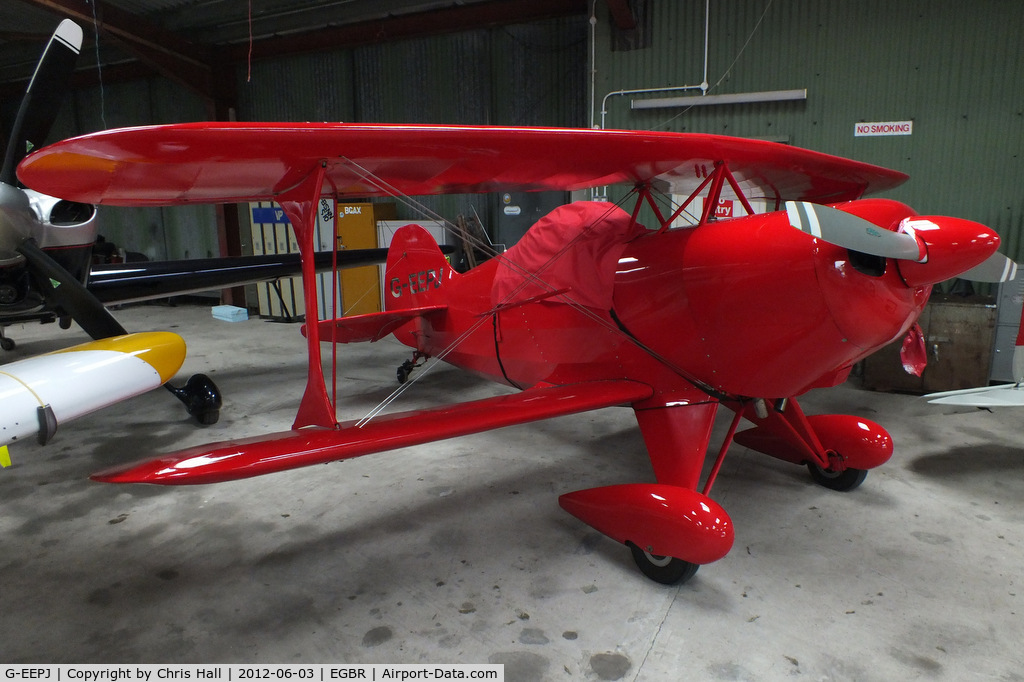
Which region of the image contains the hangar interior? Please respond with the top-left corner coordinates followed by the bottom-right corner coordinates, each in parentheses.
top-left (1, 1), bottom-right (1023, 679)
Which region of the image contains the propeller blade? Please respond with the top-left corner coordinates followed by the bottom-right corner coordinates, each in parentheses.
top-left (1, 19), bottom-right (83, 185)
top-left (958, 251), bottom-right (1018, 282)
top-left (785, 201), bottom-right (924, 260)
top-left (16, 238), bottom-right (126, 340)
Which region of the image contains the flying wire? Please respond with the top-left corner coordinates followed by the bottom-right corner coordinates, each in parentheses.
top-left (650, 0), bottom-right (775, 131)
top-left (333, 158), bottom-right (724, 427)
top-left (88, 0), bottom-right (107, 129)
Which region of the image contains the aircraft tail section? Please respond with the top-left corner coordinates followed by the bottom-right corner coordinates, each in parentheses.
top-left (310, 224), bottom-right (453, 346)
top-left (383, 224), bottom-right (455, 312)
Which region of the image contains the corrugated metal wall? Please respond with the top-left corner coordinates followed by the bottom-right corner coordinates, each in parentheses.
top-left (46, 76), bottom-right (218, 262)
top-left (30, 3), bottom-right (1022, 275)
top-left (56, 16), bottom-right (586, 263)
top-left (594, 0), bottom-right (1024, 266)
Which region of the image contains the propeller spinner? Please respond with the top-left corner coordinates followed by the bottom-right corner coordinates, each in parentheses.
top-left (786, 200), bottom-right (1010, 287)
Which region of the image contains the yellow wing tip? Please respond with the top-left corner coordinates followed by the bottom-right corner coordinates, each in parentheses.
top-left (50, 331), bottom-right (187, 384)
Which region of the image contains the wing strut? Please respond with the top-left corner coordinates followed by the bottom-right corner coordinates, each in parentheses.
top-left (276, 161), bottom-right (337, 429)
top-left (634, 161), bottom-right (760, 234)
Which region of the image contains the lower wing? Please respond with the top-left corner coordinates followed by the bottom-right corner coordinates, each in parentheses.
top-left (92, 379), bottom-right (654, 485)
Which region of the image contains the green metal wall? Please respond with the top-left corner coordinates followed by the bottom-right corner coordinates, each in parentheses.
top-left (593, 0), bottom-right (1024, 265)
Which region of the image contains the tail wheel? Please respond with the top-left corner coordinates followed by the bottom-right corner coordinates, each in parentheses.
top-left (396, 362), bottom-right (412, 384)
top-left (807, 462), bottom-right (867, 491)
top-left (628, 542), bottom-right (699, 585)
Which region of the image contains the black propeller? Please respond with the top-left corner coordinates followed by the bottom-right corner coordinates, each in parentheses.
top-left (1, 19), bottom-right (82, 185)
top-left (17, 238), bottom-right (127, 338)
top-left (1, 20), bottom-right (221, 425)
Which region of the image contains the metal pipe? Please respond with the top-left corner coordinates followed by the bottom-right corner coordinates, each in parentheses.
top-left (598, 0), bottom-right (711, 128)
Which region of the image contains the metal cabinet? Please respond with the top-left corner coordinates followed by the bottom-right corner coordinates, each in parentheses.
top-left (860, 299), bottom-right (996, 394)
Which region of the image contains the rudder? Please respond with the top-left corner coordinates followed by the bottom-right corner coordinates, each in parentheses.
top-left (383, 224), bottom-right (455, 311)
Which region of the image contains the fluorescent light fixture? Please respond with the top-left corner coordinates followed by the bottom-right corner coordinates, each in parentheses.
top-left (632, 88), bottom-right (807, 109)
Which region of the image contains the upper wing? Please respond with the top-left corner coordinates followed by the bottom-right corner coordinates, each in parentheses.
top-left (18, 123), bottom-right (907, 207)
top-left (91, 379), bottom-right (653, 485)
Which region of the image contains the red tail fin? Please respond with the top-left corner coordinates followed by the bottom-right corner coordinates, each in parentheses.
top-left (383, 224), bottom-right (455, 311)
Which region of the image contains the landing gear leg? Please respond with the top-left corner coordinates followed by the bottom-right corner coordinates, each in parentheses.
top-left (396, 352), bottom-right (428, 384)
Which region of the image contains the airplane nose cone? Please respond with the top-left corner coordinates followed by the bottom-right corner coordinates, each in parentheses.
top-left (896, 216), bottom-right (1000, 287)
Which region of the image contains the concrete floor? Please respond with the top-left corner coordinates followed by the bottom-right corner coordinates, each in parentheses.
top-left (1, 302), bottom-right (1022, 680)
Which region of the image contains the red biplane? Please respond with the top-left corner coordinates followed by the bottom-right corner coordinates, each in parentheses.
top-left (17, 123), bottom-right (1007, 583)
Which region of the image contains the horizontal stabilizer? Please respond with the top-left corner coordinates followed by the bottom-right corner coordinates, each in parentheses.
top-left (925, 384), bottom-right (1024, 407)
top-left (91, 379), bottom-right (654, 485)
top-left (307, 305), bottom-right (447, 343)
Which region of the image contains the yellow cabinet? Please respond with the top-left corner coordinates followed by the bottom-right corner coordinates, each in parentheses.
top-left (335, 202), bottom-right (396, 315)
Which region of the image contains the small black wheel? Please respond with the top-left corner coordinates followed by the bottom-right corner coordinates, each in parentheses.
top-left (397, 365), bottom-right (410, 384)
top-left (628, 542), bottom-right (699, 585)
top-left (166, 374), bottom-right (222, 426)
top-left (0, 337), bottom-right (14, 351)
top-left (808, 463), bottom-right (868, 491)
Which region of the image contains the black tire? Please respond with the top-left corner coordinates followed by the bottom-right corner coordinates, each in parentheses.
top-left (0, 337), bottom-right (14, 351)
top-left (628, 542), bottom-right (700, 585)
top-left (807, 463), bottom-right (868, 491)
top-left (396, 366), bottom-right (410, 384)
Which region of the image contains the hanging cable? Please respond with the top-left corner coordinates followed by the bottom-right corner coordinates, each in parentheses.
top-left (88, 0), bottom-right (107, 128)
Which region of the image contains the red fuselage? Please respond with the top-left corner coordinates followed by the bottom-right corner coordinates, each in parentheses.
top-left (391, 199), bottom-right (994, 405)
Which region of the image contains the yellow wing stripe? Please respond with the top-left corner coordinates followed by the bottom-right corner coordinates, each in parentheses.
top-left (48, 332), bottom-right (186, 384)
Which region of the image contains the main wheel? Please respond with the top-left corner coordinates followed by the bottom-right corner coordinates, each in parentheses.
top-left (807, 463), bottom-right (867, 491)
top-left (628, 542), bottom-right (699, 585)
top-left (0, 337), bottom-right (14, 351)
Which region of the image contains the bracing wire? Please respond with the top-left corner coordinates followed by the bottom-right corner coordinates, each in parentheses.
top-left (331, 159), bottom-right (721, 427)
top-left (88, 0), bottom-right (107, 129)
top-left (651, 0), bottom-right (775, 132)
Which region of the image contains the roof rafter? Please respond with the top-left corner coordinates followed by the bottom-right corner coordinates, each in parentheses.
top-left (231, 0), bottom-right (587, 62)
top-left (15, 0), bottom-right (224, 106)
